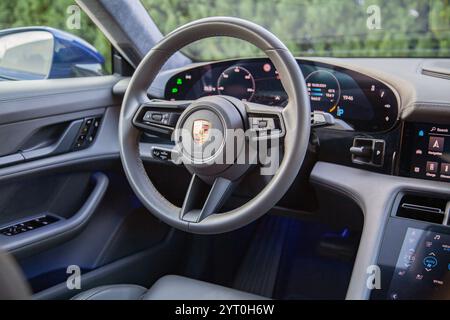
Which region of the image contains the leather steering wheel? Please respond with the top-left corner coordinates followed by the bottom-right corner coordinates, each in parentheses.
top-left (119, 17), bottom-right (310, 234)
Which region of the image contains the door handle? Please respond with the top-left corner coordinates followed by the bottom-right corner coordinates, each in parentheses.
top-left (21, 119), bottom-right (83, 161)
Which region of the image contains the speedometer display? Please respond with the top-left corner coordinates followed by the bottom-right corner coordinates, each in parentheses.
top-left (305, 70), bottom-right (341, 114)
top-left (165, 58), bottom-right (399, 132)
top-left (217, 66), bottom-right (255, 101)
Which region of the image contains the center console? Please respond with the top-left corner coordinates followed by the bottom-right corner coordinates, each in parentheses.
top-left (371, 118), bottom-right (450, 300)
top-left (372, 214), bottom-right (450, 300)
top-left (372, 121), bottom-right (450, 300)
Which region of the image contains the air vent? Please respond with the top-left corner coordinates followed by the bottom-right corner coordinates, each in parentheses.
top-left (396, 194), bottom-right (449, 225)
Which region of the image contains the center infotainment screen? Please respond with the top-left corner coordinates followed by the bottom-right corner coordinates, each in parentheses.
top-left (400, 123), bottom-right (450, 182)
top-left (387, 228), bottom-right (450, 300)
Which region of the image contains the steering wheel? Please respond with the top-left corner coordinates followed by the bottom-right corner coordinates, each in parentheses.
top-left (119, 17), bottom-right (310, 234)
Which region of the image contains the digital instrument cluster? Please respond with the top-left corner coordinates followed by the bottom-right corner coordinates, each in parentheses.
top-left (165, 58), bottom-right (399, 132)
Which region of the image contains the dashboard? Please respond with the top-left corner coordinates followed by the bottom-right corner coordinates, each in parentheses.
top-left (154, 56), bottom-right (450, 301)
top-left (158, 57), bottom-right (450, 186)
top-left (165, 58), bottom-right (399, 132)
top-left (137, 55), bottom-right (450, 300)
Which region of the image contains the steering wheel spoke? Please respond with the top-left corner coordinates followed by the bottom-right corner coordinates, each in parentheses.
top-left (132, 99), bottom-right (192, 135)
top-left (244, 101), bottom-right (286, 141)
top-left (180, 175), bottom-right (237, 223)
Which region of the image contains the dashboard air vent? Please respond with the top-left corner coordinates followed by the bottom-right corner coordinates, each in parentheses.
top-left (396, 194), bottom-right (449, 225)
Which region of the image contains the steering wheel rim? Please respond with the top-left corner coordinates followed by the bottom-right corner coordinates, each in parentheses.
top-left (119, 17), bottom-right (310, 234)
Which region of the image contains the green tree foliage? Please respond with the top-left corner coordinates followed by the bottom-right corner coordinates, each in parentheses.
top-left (142, 0), bottom-right (450, 59)
top-left (1, 0), bottom-right (449, 66)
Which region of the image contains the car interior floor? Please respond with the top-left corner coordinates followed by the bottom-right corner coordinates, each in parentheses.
top-left (176, 213), bottom-right (361, 300)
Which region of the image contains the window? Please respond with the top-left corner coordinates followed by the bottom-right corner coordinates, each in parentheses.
top-left (0, 0), bottom-right (111, 80)
top-left (142, 0), bottom-right (450, 61)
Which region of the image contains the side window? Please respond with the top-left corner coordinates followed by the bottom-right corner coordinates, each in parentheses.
top-left (0, 1), bottom-right (111, 81)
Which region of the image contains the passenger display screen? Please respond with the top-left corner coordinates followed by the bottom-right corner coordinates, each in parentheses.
top-left (387, 228), bottom-right (450, 300)
top-left (400, 123), bottom-right (450, 182)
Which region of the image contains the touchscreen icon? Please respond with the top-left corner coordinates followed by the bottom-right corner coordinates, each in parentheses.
top-left (428, 136), bottom-right (444, 152)
top-left (441, 163), bottom-right (450, 175)
top-left (426, 162), bottom-right (438, 174)
top-left (423, 255), bottom-right (438, 270)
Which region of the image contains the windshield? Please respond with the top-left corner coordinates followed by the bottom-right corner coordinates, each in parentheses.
top-left (142, 0), bottom-right (450, 61)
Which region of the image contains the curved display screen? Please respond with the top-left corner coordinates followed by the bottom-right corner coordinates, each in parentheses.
top-left (165, 58), bottom-right (399, 132)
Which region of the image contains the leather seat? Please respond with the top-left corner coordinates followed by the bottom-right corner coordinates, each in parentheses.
top-left (72, 275), bottom-right (267, 300)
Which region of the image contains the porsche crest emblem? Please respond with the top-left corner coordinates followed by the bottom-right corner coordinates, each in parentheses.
top-left (192, 119), bottom-right (211, 145)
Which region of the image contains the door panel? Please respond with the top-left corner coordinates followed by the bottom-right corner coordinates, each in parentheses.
top-left (0, 76), bottom-right (120, 125)
top-left (0, 105), bottom-right (120, 179)
top-left (0, 109), bottom-right (103, 161)
top-left (0, 75), bottom-right (176, 297)
top-left (0, 172), bottom-right (92, 227)
top-left (0, 76), bottom-right (122, 254)
top-left (16, 172), bottom-right (174, 296)
top-left (0, 172), bottom-right (109, 255)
